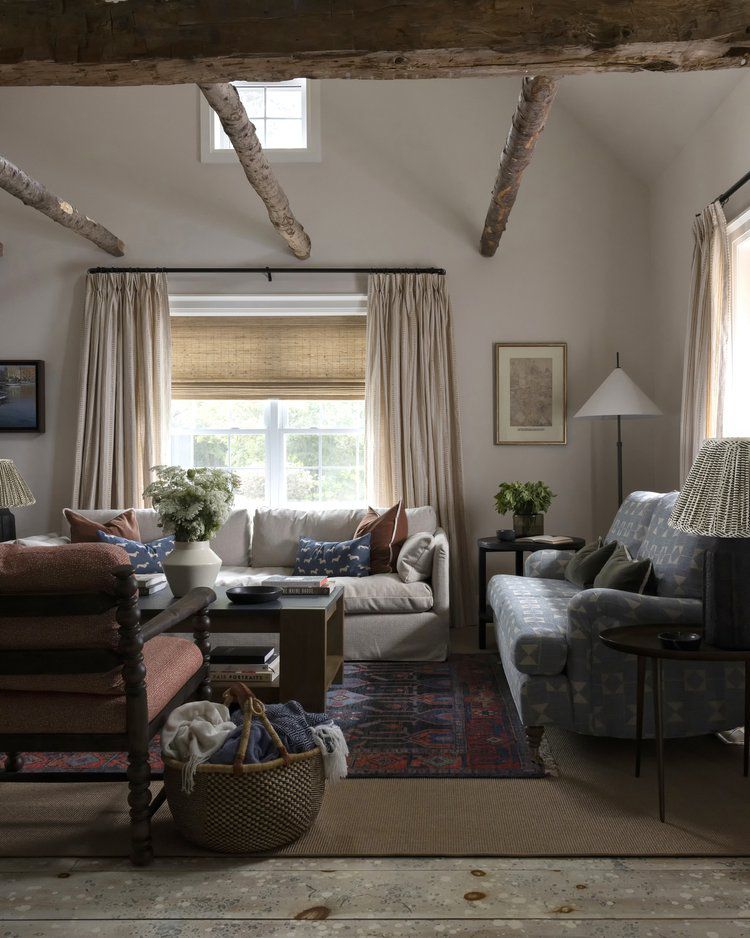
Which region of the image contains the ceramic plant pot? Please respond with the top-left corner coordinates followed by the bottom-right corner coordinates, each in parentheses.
top-left (162, 541), bottom-right (221, 597)
top-left (513, 513), bottom-right (545, 538)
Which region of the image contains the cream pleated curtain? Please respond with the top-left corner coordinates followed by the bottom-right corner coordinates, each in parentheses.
top-left (680, 201), bottom-right (733, 480)
top-left (72, 272), bottom-right (171, 509)
top-left (366, 272), bottom-right (471, 627)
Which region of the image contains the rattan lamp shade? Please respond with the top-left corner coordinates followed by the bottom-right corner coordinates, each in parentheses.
top-left (669, 437), bottom-right (750, 538)
top-left (172, 316), bottom-right (366, 400)
top-left (0, 459), bottom-right (35, 509)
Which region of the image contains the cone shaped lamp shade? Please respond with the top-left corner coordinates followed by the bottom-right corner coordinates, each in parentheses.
top-left (574, 367), bottom-right (662, 419)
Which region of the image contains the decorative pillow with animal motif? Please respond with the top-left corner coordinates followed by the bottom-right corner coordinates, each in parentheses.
top-left (293, 533), bottom-right (371, 578)
top-left (96, 531), bottom-right (175, 574)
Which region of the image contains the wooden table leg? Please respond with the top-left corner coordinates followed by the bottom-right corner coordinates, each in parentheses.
top-left (653, 657), bottom-right (666, 822)
top-left (327, 594), bottom-right (345, 685)
top-left (478, 548), bottom-right (487, 650)
top-left (635, 654), bottom-right (645, 778)
top-left (744, 660), bottom-right (749, 778)
top-left (279, 607), bottom-right (327, 712)
top-left (515, 550), bottom-right (524, 576)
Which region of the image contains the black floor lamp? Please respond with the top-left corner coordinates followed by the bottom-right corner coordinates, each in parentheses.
top-left (574, 354), bottom-right (662, 506)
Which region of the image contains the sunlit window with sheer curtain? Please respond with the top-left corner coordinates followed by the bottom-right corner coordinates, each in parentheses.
top-left (723, 208), bottom-right (750, 436)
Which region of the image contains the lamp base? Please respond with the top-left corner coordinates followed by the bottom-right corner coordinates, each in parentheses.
top-left (0, 508), bottom-right (16, 542)
top-left (704, 540), bottom-right (750, 649)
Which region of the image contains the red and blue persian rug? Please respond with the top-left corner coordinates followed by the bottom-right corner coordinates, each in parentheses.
top-left (1, 655), bottom-right (545, 779)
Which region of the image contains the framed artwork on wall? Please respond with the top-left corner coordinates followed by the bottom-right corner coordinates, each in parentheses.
top-left (0, 361), bottom-right (45, 433)
top-left (494, 343), bottom-right (566, 445)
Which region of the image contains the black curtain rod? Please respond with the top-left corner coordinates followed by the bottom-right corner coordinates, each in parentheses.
top-left (717, 169), bottom-right (750, 206)
top-left (87, 265), bottom-right (446, 280)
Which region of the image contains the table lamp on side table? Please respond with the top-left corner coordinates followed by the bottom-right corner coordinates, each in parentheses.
top-left (0, 459), bottom-right (35, 541)
top-left (669, 437), bottom-right (750, 649)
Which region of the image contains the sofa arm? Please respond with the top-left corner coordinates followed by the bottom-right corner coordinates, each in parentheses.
top-left (429, 528), bottom-right (450, 615)
top-left (568, 588), bottom-right (703, 641)
top-left (524, 549), bottom-right (571, 580)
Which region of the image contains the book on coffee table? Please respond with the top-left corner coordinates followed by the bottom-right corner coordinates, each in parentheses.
top-left (264, 575), bottom-right (332, 595)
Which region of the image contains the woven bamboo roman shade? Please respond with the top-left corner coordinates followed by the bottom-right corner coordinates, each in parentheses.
top-left (171, 316), bottom-right (366, 399)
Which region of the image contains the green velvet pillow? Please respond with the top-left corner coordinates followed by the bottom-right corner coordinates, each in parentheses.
top-left (593, 543), bottom-right (653, 594)
top-left (564, 538), bottom-right (617, 589)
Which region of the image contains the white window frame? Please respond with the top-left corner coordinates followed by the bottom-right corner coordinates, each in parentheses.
top-left (169, 293), bottom-right (367, 507)
top-left (724, 206), bottom-right (750, 436)
top-left (199, 79), bottom-right (321, 164)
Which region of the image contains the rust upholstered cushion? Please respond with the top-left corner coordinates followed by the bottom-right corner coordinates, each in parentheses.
top-left (353, 500), bottom-right (408, 574)
top-left (0, 542), bottom-right (130, 650)
top-left (64, 508), bottom-right (141, 544)
top-left (0, 636), bottom-right (204, 734)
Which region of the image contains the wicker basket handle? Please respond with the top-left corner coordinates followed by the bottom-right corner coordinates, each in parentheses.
top-left (223, 682), bottom-right (290, 775)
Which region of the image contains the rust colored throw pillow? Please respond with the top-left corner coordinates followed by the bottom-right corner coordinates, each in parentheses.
top-left (354, 500), bottom-right (408, 574)
top-left (64, 508), bottom-right (141, 544)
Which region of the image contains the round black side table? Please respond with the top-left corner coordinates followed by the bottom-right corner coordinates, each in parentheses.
top-left (477, 535), bottom-right (585, 649)
top-left (600, 624), bottom-right (750, 823)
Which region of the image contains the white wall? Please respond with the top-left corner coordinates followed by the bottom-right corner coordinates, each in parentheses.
top-left (649, 75), bottom-right (750, 491)
top-left (0, 80), bottom-right (655, 576)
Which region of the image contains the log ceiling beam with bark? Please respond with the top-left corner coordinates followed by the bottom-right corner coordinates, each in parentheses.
top-left (1, 1), bottom-right (749, 85)
top-left (199, 83), bottom-right (311, 259)
top-left (480, 76), bottom-right (558, 257)
top-left (0, 156), bottom-right (125, 256)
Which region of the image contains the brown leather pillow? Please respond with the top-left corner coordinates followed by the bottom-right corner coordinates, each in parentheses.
top-left (353, 500), bottom-right (408, 574)
top-left (64, 508), bottom-right (141, 544)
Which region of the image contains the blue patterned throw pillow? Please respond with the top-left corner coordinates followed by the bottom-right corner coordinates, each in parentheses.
top-left (96, 531), bottom-right (175, 574)
top-left (293, 533), bottom-right (371, 578)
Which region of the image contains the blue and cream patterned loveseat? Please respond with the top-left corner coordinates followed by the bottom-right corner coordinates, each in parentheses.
top-left (488, 491), bottom-right (745, 753)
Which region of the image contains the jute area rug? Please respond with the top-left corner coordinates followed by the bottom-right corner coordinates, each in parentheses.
top-left (2, 727), bottom-right (747, 858)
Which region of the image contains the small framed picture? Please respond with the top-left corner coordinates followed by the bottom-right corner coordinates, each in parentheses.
top-left (494, 343), bottom-right (566, 445)
top-left (0, 361), bottom-right (45, 433)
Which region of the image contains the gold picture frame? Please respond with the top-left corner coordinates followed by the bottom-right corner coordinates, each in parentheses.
top-left (493, 343), bottom-right (567, 445)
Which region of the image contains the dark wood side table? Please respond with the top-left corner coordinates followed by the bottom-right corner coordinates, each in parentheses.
top-left (600, 624), bottom-right (750, 822)
top-left (478, 536), bottom-right (585, 649)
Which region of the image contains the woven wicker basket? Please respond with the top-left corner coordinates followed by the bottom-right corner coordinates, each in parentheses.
top-left (164, 685), bottom-right (326, 853)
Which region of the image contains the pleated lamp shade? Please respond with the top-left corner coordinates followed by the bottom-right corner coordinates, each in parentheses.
top-left (669, 438), bottom-right (750, 537)
top-left (0, 460), bottom-right (35, 509)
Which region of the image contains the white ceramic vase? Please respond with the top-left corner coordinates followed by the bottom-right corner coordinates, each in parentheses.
top-left (162, 541), bottom-right (221, 597)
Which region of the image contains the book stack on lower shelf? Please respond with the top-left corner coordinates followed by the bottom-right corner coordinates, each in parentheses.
top-left (210, 645), bottom-right (280, 689)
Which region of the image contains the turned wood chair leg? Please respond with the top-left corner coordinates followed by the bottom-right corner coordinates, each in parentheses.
top-left (4, 752), bottom-right (24, 772)
top-left (127, 747), bottom-right (154, 866)
top-left (525, 725), bottom-right (545, 763)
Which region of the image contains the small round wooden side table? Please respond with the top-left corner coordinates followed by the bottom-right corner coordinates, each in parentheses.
top-left (599, 624), bottom-right (750, 823)
top-left (477, 536), bottom-right (585, 649)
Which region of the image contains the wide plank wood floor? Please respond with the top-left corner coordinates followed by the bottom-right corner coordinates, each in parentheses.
top-left (1, 857), bottom-right (748, 936)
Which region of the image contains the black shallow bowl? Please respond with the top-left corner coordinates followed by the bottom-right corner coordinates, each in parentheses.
top-left (658, 630), bottom-right (702, 651)
top-left (226, 586), bottom-right (283, 605)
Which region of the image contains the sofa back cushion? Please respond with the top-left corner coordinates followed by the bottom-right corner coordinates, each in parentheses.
top-left (604, 491), bottom-right (662, 555)
top-left (0, 542), bottom-right (128, 650)
top-left (252, 506), bottom-right (438, 567)
top-left (637, 491), bottom-right (710, 599)
top-left (63, 508), bottom-right (251, 566)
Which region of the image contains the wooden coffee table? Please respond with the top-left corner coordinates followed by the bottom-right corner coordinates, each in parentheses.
top-left (139, 585), bottom-right (345, 712)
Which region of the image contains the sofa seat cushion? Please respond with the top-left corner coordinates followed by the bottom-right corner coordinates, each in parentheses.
top-left (488, 574), bottom-right (579, 676)
top-left (332, 574), bottom-right (433, 615)
top-left (0, 635), bottom-right (203, 733)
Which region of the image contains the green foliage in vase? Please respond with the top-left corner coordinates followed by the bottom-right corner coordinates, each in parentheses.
top-left (494, 480), bottom-right (555, 517)
top-left (143, 465), bottom-right (241, 542)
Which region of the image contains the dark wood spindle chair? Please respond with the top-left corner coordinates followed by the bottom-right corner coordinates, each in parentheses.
top-left (0, 542), bottom-right (214, 865)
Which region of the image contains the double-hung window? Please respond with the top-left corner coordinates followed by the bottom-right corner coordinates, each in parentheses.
top-left (169, 295), bottom-right (366, 508)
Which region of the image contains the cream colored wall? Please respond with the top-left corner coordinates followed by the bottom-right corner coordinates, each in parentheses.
top-left (0, 80), bottom-right (655, 582)
top-left (649, 75), bottom-right (750, 491)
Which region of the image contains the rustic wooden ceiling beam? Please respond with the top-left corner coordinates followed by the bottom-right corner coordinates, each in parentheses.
top-left (199, 83), bottom-right (311, 259)
top-left (0, 1), bottom-right (749, 85)
top-left (480, 77), bottom-right (559, 257)
top-left (0, 156), bottom-right (125, 256)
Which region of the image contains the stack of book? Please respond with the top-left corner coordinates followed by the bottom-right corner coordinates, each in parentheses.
top-left (134, 573), bottom-right (168, 596)
top-left (265, 575), bottom-right (331, 595)
top-left (210, 645), bottom-right (280, 685)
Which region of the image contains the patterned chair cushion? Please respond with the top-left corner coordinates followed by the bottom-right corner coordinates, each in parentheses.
top-left (604, 491), bottom-right (662, 555)
top-left (0, 542), bottom-right (129, 650)
top-left (0, 636), bottom-right (204, 733)
top-left (488, 574), bottom-right (579, 676)
top-left (637, 492), bottom-right (710, 599)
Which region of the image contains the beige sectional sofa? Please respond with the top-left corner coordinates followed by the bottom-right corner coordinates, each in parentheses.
top-left (26, 505), bottom-right (450, 661)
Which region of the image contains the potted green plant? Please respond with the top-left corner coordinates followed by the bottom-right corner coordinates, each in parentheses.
top-left (494, 481), bottom-right (555, 538)
top-left (143, 465), bottom-right (241, 596)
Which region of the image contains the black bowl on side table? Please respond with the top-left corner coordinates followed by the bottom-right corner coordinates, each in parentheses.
top-left (226, 586), bottom-right (283, 605)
